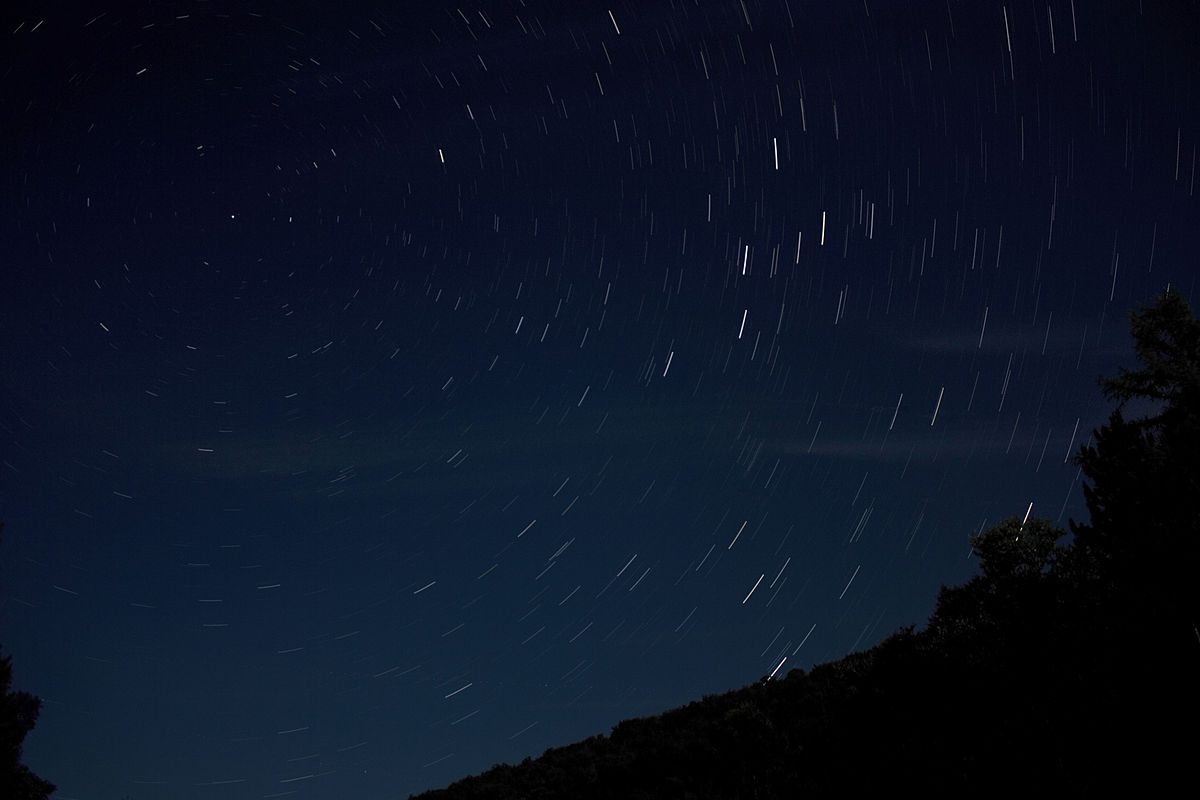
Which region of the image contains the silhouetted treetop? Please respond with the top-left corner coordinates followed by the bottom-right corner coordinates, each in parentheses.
top-left (969, 516), bottom-right (1063, 584)
top-left (1102, 289), bottom-right (1200, 423)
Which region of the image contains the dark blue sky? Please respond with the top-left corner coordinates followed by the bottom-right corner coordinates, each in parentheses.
top-left (2, 1), bottom-right (1197, 797)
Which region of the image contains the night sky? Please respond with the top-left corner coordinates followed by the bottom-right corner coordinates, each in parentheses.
top-left (2, 1), bottom-right (1197, 798)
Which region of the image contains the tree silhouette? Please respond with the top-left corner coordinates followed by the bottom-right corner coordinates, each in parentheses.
top-left (1103, 289), bottom-right (1200, 415)
top-left (1070, 290), bottom-right (1200, 635)
top-left (0, 524), bottom-right (56, 800)
top-left (0, 651), bottom-right (54, 800)
top-left (1066, 290), bottom-right (1200, 782)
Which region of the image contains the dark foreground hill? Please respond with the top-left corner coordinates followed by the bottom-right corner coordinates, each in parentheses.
top-left (411, 290), bottom-right (1200, 798)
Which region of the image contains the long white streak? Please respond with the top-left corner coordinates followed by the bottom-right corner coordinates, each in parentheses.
top-left (607, 9), bottom-right (621, 34)
top-left (628, 567), bottom-right (650, 591)
top-left (769, 556), bottom-right (791, 588)
top-left (838, 565), bottom-right (861, 599)
top-left (508, 722), bottom-right (538, 740)
top-left (728, 520), bottom-right (748, 549)
top-left (742, 573), bottom-right (765, 604)
top-left (792, 623), bottom-right (816, 654)
top-left (930, 386), bottom-right (944, 426)
top-left (1063, 417), bottom-right (1080, 462)
top-left (807, 420), bottom-right (822, 453)
top-left (889, 393), bottom-right (903, 431)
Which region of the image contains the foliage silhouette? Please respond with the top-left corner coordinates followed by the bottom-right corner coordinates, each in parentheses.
top-left (1, 525), bottom-right (56, 800)
top-left (1071, 290), bottom-right (1200, 623)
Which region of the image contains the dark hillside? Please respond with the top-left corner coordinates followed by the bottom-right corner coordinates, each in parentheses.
top-left (412, 291), bottom-right (1200, 798)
